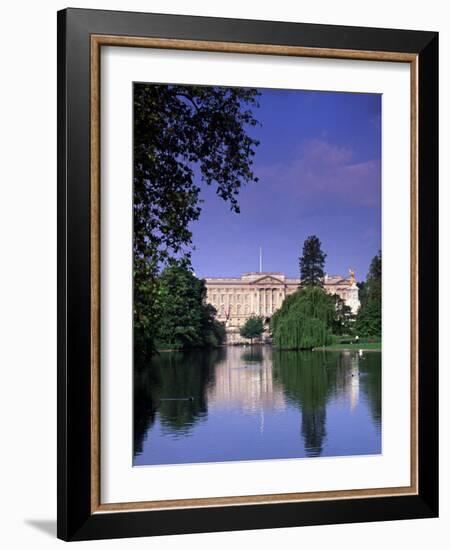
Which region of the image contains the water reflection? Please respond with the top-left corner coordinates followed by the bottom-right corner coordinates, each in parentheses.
top-left (134, 347), bottom-right (381, 465)
top-left (272, 351), bottom-right (326, 456)
top-left (206, 346), bottom-right (286, 414)
top-left (134, 349), bottom-right (220, 453)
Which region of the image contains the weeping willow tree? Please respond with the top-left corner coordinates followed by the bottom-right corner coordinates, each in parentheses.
top-left (271, 287), bottom-right (334, 350)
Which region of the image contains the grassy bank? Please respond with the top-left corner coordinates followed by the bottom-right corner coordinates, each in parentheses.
top-left (314, 342), bottom-right (381, 351)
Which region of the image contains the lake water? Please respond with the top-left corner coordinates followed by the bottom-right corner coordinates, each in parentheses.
top-left (133, 346), bottom-right (381, 466)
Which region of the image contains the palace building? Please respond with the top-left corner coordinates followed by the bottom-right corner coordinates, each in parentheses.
top-left (204, 271), bottom-right (360, 344)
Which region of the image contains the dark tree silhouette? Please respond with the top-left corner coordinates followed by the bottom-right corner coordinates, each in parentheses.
top-left (133, 83), bottom-right (260, 359)
top-left (299, 235), bottom-right (327, 287)
top-left (329, 294), bottom-right (355, 335)
top-left (355, 251), bottom-right (382, 337)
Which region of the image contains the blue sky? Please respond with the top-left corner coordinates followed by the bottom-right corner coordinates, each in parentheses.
top-left (189, 88), bottom-right (381, 282)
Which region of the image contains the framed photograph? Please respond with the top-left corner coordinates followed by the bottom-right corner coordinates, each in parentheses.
top-left (57, 8), bottom-right (438, 541)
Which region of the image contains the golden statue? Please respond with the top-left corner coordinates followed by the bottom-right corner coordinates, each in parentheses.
top-left (349, 268), bottom-right (356, 285)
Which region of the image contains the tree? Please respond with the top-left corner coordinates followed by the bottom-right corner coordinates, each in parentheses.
top-left (240, 316), bottom-right (264, 345)
top-left (299, 235), bottom-right (327, 287)
top-left (355, 251), bottom-right (382, 338)
top-left (133, 83), bottom-right (260, 358)
top-left (329, 294), bottom-right (355, 335)
top-left (271, 287), bottom-right (334, 350)
top-left (155, 260), bottom-right (226, 350)
top-left (357, 280), bottom-right (367, 307)
top-left (199, 280), bottom-right (227, 348)
top-left (271, 239), bottom-right (356, 349)
top-left (355, 299), bottom-right (381, 338)
top-left (366, 251), bottom-right (382, 301)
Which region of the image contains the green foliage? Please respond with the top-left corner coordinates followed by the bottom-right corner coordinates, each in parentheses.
top-left (329, 293), bottom-right (355, 335)
top-left (271, 287), bottom-right (334, 350)
top-left (357, 280), bottom-right (367, 307)
top-left (299, 235), bottom-right (326, 287)
top-left (355, 251), bottom-right (382, 338)
top-left (155, 260), bottom-right (226, 350)
top-left (133, 83), bottom-right (260, 357)
top-left (355, 299), bottom-right (381, 337)
top-left (272, 237), bottom-right (357, 349)
top-left (134, 257), bottom-right (165, 363)
top-left (239, 315), bottom-right (264, 343)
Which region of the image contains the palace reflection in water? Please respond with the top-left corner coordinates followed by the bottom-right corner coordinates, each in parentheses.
top-left (133, 347), bottom-right (381, 466)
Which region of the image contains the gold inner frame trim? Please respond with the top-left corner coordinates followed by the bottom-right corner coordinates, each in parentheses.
top-left (90, 34), bottom-right (419, 514)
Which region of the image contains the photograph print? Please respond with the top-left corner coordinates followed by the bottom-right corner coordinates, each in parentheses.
top-left (133, 82), bottom-right (382, 467)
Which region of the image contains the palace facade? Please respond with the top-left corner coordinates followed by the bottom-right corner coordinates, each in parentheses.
top-left (204, 271), bottom-right (360, 344)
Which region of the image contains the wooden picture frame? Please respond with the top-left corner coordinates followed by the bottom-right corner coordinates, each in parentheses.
top-left (57, 8), bottom-right (438, 541)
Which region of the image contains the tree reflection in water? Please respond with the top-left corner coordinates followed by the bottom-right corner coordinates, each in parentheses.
top-left (134, 347), bottom-right (381, 464)
top-left (273, 351), bottom-right (328, 456)
top-left (134, 349), bottom-right (221, 455)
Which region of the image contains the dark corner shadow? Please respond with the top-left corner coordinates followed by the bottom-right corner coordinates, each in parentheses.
top-left (25, 519), bottom-right (57, 538)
